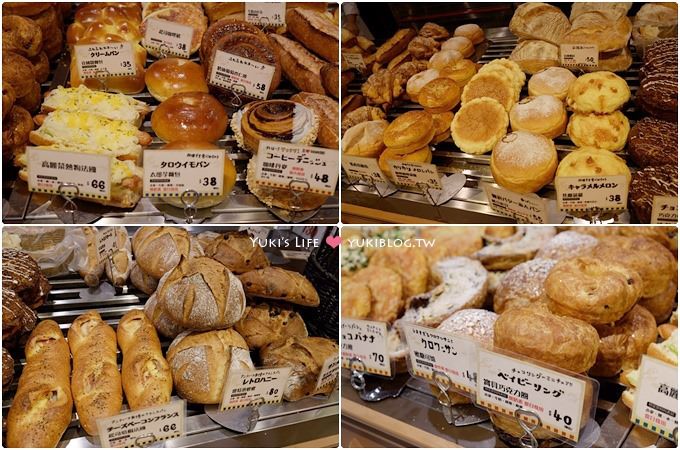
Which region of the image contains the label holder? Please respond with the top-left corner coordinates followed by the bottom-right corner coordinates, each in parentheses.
top-left (57, 183), bottom-right (79, 224)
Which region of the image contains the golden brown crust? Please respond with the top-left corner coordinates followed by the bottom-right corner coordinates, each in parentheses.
top-left (269, 33), bottom-right (325, 95)
top-left (132, 227), bottom-right (192, 280)
top-left (566, 71), bottom-right (631, 114)
top-left (369, 247), bottom-right (429, 301)
top-left (450, 97), bottom-right (508, 155)
top-left (2, 52), bottom-right (35, 97)
top-left (28, 51), bottom-right (49, 83)
top-left (201, 231), bottom-right (270, 274)
top-left (494, 304), bottom-right (599, 373)
top-left (238, 267), bottom-right (320, 307)
top-left (639, 280), bottom-right (677, 324)
top-left (235, 303), bottom-right (308, 349)
top-left (2, 105), bottom-right (33, 151)
top-left (144, 58), bottom-right (208, 102)
top-left (286, 8), bottom-right (338, 63)
top-left (545, 256), bottom-right (642, 324)
top-left (290, 92), bottom-right (338, 150)
top-left (341, 277), bottom-right (373, 319)
top-left (418, 77), bottom-right (461, 114)
top-left (375, 28), bottom-right (417, 64)
top-left (462, 71), bottom-right (516, 111)
top-left (382, 110), bottom-right (434, 154)
top-left (2, 15), bottom-right (43, 57)
top-left (151, 92), bottom-right (228, 143)
top-left (493, 258), bottom-right (557, 314)
top-left (15, 80), bottom-right (40, 113)
top-left (349, 266), bottom-right (404, 323)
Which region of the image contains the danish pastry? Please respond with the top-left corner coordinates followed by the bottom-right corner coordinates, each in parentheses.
top-left (493, 258), bottom-right (557, 314)
top-left (535, 231), bottom-right (599, 261)
top-left (349, 266), bottom-right (404, 323)
top-left (473, 226), bottom-right (556, 270)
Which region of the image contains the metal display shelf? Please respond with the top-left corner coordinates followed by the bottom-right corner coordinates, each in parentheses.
top-left (2, 50), bottom-right (339, 225)
top-left (2, 245), bottom-right (339, 447)
top-left (341, 374), bottom-right (675, 448)
top-left (341, 27), bottom-right (645, 224)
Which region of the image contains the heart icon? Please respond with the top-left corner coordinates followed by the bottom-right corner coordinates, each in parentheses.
top-left (326, 235), bottom-right (342, 249)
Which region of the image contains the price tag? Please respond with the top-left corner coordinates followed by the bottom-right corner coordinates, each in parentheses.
top-left (560, 44), bottom-right (599, 69)
top-left (26, 147), bottom-right (111, 200)
top-left (342, 155), bottom-right (389, 184)
top-left (387, 160), bottom-right (442, 189)
top-left (341, 319), bottom-right (391, 377)
top-left (96, 227), bottom-right (117, 263)
top-left (97, 399), bottom-right (185, 447)
top-left (314, 355), bottom-right (340, 393)
top-left (555, 175), bottom-right (629, 212)
top-left (208, 50), bottom-right (275, 100)
top-left (255, 141), bottom-right (339, 195)
top-left (143, 149), bottom-right (224, 197)
top-left (74, 42), bottom-right (136, 79)
top-left (651, 196), bottom-right (678, 224)
top-left (477, 348), bottom-right (587, 442)
top-left (484, 185), bottom-right (549, 223)
top-left (143, 18), bottom-right (193, 58)
top-left (343, 52), bottom-right (367, 71)
top-left (219, 367), bottom-right (292, 411)
top-left (245, 2), bottom-right (286, 26)
top-left (631, 355), bottom-right (678, 442)
top-left (403, 324), bottom-right (478, 393)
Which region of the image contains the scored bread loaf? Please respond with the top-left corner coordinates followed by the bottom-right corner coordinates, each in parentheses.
top-left (132, 226), bottom-right (201, 279)
top-left (286, 7), bottom-right (339, 63)
top-left (7, 320), bottom-right (73, 447)
top-left (200, 230), bottom-right (270, 274)
top-left (144, 293), bottom-right (186, 339)
top-left (130, 261), bottom-right (158, 295)
top-left (78, 226), bottom-right (105, 287)
top-left (117, 310), bottom-right (172, 410)
top-left (260, 336), bottom-right (339, 401)
top-left (269, 33), bottom-right (326, 95)
top-left (105, 227), bottom-right (132, 287)
top-left (238, 267), bottom-right (320, 306)
top-left (68, 311), bottom-right (122, 436)
top-left (167, 329), bottom-right (254, 404)
top-left (156, 256), bottom-right (246, 330)
top-left (235, 303), bottom-right (309, 349)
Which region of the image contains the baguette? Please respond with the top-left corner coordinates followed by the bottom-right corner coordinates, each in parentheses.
top-left (238, 266), bottom-right (320, 307)
top-left (79, 226), bottom-right (105, 287)
top-left (375, 29), bottom-right (417, 64)
top-left (7, 320), bottom-right (72, 447)
top-left (286, 7), bottom-right (339, 63)
top-left (68, 311), bottom-right (122, 436)
top-left (105, 227), bottom-right (132, 287)
top-left (269, 33), bottom-right (326, 95)
top-left (117, 310), bottom-right (172, 410)
top-left (320, 63), bottom-right (340, 99)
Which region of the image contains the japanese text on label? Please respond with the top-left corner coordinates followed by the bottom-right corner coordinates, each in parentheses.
top-left (245, 2), bottom-right (286, 26)
top-left (387, 160), bottom-right (442, 189)
top-left (96, 227), bottom-right (117, 263)
top-left (342, 155), bottom-right (389, 184)
top-left (485, 185), bottom-right (549, 223)
top-left (209, 51), bottom-right (275, 100)
top-left (255, 141), bottom-right (339, 195)
top-left (143, 149), bottom-right (225, 197)
top-left (143, 18), bottom-right (193, 58)
top-left (651, 196), bottom-right (678, 224)
top-left (341, 319), bottom-right (391, 377)
top-left (220, 366), bottom-right (292, 411)
top-left (631, 355), bottom-right (678, 442)
top-left (26, 147), bottom-right (111, 201)
top-left (315, 355), bottom-right (340, 393)
top-left (560, 44), bottom-right (599, 69)
top-left (74, 42), bottom-right (136, 79)
top-left (343, 52), bottom-right (367, 71)
top-left (477, 348), bottom-right (587, 443)
top-left (403, 324), bottom-right (478, 393)
top-left (556, 175), bottom-right (629, 212)
top-left (97, 399), bottom-right (185, 448)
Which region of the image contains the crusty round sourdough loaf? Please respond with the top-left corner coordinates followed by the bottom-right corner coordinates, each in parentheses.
top-left (130, 261), bottom-right (158, 295)
top-left (132, 227), bottom-right (200, 280)
top-left (235, 303), bottom-right (308, 349)
top-left (493, 258), bottom-right (556, 314)
top-left (167, 329), bottom-right (253, 404)
top-left (144, 293), bottom-right (186, 339)
top-left (200, 230), bottom-right (270, 274)
top-left (260, 336), bottom-right (339, 401)
top-left (238, 266), bottom-right (320, 307)
top-left (545, 256), bottom-right (642, 324)
top-left (156, 256), bottom-right (246, 330)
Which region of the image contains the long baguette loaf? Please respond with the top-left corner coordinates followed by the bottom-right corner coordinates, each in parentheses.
top-left (286, 8), bottom-right (339, 63)
top-left (79, 226), bottom-right (105, 287)
top-left (68, 311), bottom-right (122, 436)
top-left (7, 320), bottom-right (73, 447)
top-left (117, 310), bottom-right (172, 410)
top-left (269, 34), bottom-right (326, 95)
top-left (105, 227), bottom-right (132, 287)
top-left (238, 267), bottom-right (320, 306)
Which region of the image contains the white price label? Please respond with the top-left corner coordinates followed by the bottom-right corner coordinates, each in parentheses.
top-left (208, 50), bottom-right (275, 100)
top-left (651, 196), bottom-right (678, 224)
top-left (255, 141), bottom-right (339, 195)
top-left (219, 367), bottom-right (292, 411)
top-left (556, 175), bottom-right (629, 212)
top-left (239, 226), bottom-right (270, 243)
top-left (403, 324), bottom-right (478, 393)
top-left (245, 2), bottom-right (286, 26)
top-left (96, 227), bottom-right (117, 263)
top-left (477, 348), bottom-right (587, 442)
top-left (560, 44), bottom-right (599, 69)
top-left (97, 399), bottom-right (185, 448)
top-left (74, 42), bottom-right (136, 79)
top-left (143, 18), bottom-right (193, 58)
top-left (485, 185), bottom-right (549, 223)
top-left (387, 160), bottom-right (442, 189)
top-left (314, 355), bottom-right (340, 393)
top-left (342, 155), bottom-right (389, 184)
top-left (341, 319), bottom-right (391, 377)
top-left (26, 147), bottom-right (111, 201)
top-left (631, 355), bottom-right (678, 442)
top-left (343, 52), bottom-right (367, 71)
top-left (143, 149), bottom-right (225, 197)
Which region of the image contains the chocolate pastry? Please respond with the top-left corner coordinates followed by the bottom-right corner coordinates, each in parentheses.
top-left (637, 73), bottom-right (678, 122)
top-left (642, 38), bottom-right (678, 77)
top-left (629, 165), bottom-right (678, 224)
top-left (2, 249), bottom-right (50, 309)
top-left (2, 347), bottom-right (13, 391)
top-left (2, 287), bottom-right (37, 344)
top-left (628, 117), bottom-right (678, 168)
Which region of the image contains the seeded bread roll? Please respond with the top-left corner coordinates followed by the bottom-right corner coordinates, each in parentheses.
top-left (200, 230), bottom-right (270, 274)
top-left (238, 267), bottom-right (320, 307)
top-left (235, 303), bottom-right (308, 349)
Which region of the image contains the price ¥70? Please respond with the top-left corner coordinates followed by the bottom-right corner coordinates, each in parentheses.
top-left (370, 352), bottom-right (385, 364)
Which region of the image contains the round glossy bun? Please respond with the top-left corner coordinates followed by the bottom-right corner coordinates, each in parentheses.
top-left (454, 24), bottom-right (485, 45)
top-left (382, 110), bottom-right (434, 154)
top-left (491, 130), bottom-right (557, 193)
top-left (441, 36), bottom-right (474, 57)
top-left (145, 58), bottom-right (209, 102)
top-left (509, 95), bottom-right (567, 139)
top-left (151, 92), bottom-right (228, 143)
top-left (428, 50), bottom-right (463, 70)
top-left (160, 141), bottom-right (236, 209)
